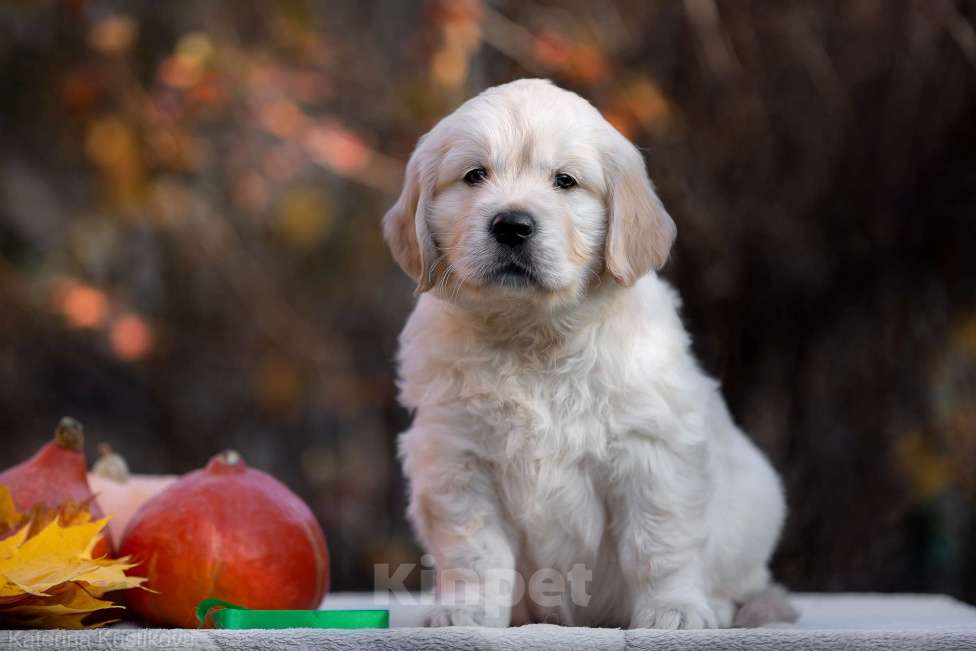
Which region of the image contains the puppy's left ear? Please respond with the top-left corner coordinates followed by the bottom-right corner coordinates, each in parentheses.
top-left (604, 133), bottom-right (677, 286)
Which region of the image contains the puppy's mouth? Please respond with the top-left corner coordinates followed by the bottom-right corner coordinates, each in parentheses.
top-left (486, 260), bottom-right (541, 289)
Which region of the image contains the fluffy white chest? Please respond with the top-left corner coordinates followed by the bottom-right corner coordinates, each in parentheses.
top-left (460, 354), bottom-right (617, 568)
top-left (454, 356), bottom-right (635, 626)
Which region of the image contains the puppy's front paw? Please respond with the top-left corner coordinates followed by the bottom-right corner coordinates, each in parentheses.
top-left (631, 600), bottom-right (718, 629)
top-left (425, 606), bottom-right (485, 627)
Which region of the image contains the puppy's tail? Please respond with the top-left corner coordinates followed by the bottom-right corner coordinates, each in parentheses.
top-left (733, 584), bottom-right (800, 628)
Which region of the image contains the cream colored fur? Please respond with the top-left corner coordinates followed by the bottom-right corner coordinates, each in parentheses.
top-left (384, 79), bottom-right (786, 629)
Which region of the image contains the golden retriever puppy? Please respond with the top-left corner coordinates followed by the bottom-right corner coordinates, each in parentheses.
top-left (384, 79), bottom-right (791, 629)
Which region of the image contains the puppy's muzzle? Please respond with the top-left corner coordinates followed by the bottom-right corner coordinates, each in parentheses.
top-left (490, 211), bottom-right (535, 247)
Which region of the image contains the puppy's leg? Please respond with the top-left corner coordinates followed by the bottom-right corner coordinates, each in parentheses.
top-left (612, 437), bottom-right (717, 629)
top-left (402, 427), bottom-right (517, 627)
top-left (423, 517), bottom-right (517, 627)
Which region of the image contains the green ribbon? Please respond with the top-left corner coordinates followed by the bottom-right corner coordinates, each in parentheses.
top-left (196, 598), bottom-right (390, 630)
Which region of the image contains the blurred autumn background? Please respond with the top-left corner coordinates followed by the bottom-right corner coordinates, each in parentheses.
top-left (1, 0), bottom-right (974, 602)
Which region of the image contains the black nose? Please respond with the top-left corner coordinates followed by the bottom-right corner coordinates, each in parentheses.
top-left (490, 211), bottom-right (535, 246)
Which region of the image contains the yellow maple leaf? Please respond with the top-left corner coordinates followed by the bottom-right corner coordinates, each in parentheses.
top-left (73, 558), bottom-right (144, 594)
top-left (0, 519), bottom-right (109, 595)
top-left (0, 527), bottom-right (29, 562)
top-left (0, 488), bottom-right (18, 534)
top-left (3, 583), bottom-right (116, 618)
top-left (21, 497), bottom-right (98, 541)
top-left (0, 484), bottom-right (145, 629)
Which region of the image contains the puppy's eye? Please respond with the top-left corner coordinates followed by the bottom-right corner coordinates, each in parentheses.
top-left (554, 173), bottom-right (577, 189)
top-left (463, 168), bottom-right (488, 185)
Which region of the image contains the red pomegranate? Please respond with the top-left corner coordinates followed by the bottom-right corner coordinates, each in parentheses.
top-left (119, 450), bottom-right (329, 628)
top-left (0, 417), bottom-right (112, 556)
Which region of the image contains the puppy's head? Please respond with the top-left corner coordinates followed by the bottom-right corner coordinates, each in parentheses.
top-left (383, 79), bottom-right (675, 308)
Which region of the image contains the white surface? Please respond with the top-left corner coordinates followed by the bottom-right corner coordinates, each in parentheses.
top-left (320, 592), bottom-right (976, 631)
top-left (4, 592), bottom-right (975, 651)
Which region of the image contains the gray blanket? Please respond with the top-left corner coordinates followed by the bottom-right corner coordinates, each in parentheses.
top-left (3, 593), bottom-right (975, 650)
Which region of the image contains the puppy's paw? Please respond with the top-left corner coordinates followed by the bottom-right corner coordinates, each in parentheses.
top-left (733, 584), bottom-right (800, 628)
top-left (631, 600), bottom-right (718, 630)
top-left (425, 606), bottom-right (485, 627)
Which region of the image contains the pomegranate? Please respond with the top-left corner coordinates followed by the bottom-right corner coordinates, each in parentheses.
top-left (0, 417), bottom-right (112, 556)
top-left (119, 450), bottom-right (329, 628)
top-left (88, 445), bottom-right (178, 547)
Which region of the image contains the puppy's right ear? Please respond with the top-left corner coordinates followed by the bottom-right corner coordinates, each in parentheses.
top-left (383, 141), bottom-right (437, 293)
